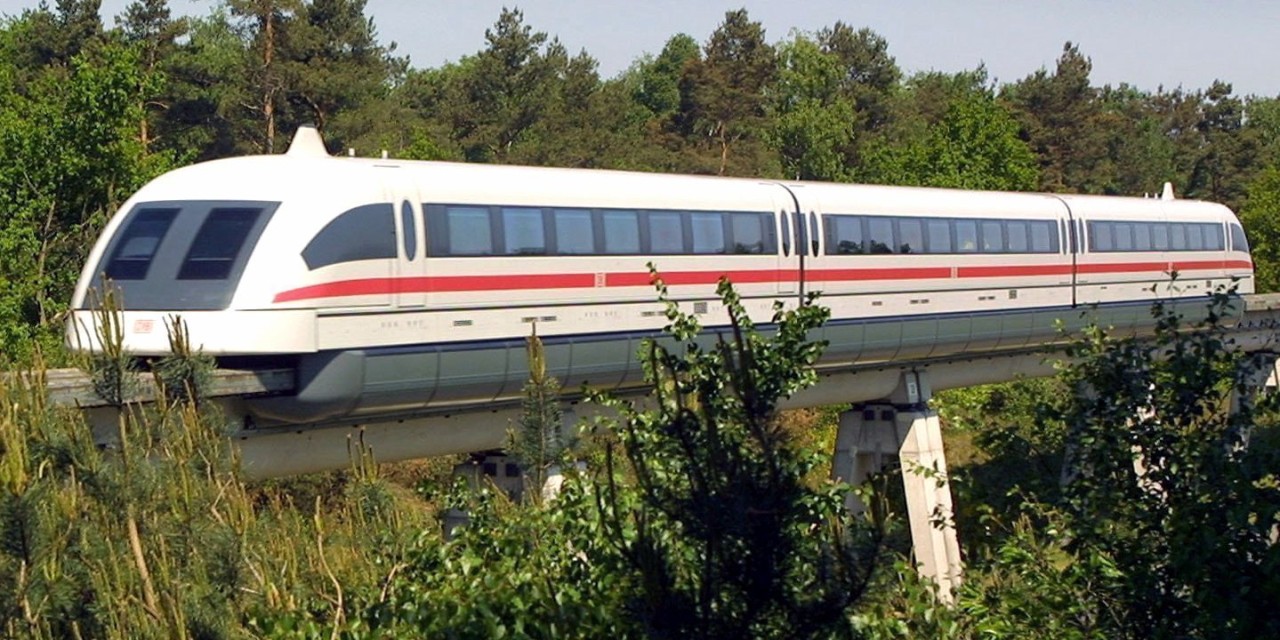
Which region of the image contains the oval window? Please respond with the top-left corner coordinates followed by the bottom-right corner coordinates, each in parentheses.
top-left (401, 201), bottom-right (417, 260)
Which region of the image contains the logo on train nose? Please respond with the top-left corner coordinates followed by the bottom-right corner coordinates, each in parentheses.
top-left (132, 319), bottom-right (155, 334)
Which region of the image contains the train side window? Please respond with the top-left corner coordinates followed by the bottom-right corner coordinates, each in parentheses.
top-left (1170, 223), bottom-right (1187, 250)
top-left (1114, 223), bottom-right (1134, 251)
top-left (1030, 221), bottom-right (1054, 253)
top-left (105, 207), bottom-right (180, 280)
top-left (400, 202), bottom-right (417, 260)
top-left (443, 206), bottom-right (493, 256)
top-left (1186, 223), bottom-right (1205, 250)
top-left (867, 217), bottom-right (894, 254)
top-left (780, 211), bottom-right (791, 256)
top-left (980, 220), bottom-right (1004, 253)
top-left (927, 219), bottom-right (952, 253)
top-left (603, 210), bottom-right (640, 254)
top-left (501, 207), bottom-right (546, 255)
top-left (1089, 222), bottom-right (1112, 252)
top-left (828, 215), bottom-right (863, 254)
top-left (808, 211), bottom-right (820, 255)
top-left (1133, 223), bottom-right (1153, 251)
top-left (1230, 223), bottom-right (1249, 252)
top-left (898, 218), bottom-right (923, 254)
top-left (647, 211), bottom-right (684, 254)
top-left (1007, 221), bottom-right (1029, 253)
top-left (1153, 223), bottom-right (1170, 250)
top-left (691, 212), bottom-right (726, 254)
top-left (956, 220), bottom-right (978, 253)
top-left (178, 207), bottom-right (262, 280)
top-left (731, 213), bottom-right (766, 254)
top-left (303, 203), bottom-right (397, 268)
top-left (553, 209), bottom-right (594, 254)
top-left (1203, 224), bottom-right (1225, 250)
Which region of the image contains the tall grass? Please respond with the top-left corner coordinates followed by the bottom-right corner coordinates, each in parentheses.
top-left (0, 334), bottom-right (441, 638)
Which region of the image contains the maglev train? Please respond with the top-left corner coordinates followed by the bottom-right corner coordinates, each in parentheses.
top-left (66, 127), bottom-right (1254, 425)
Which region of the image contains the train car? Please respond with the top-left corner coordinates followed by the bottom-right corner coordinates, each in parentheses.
top-left (65, 127), bottom-right (1254, 425)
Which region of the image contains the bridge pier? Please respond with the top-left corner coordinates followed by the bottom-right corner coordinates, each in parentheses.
top-left (833, 371), bottom-right (962, 603)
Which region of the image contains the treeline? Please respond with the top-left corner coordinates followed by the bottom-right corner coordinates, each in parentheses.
top-left (2, 1), bottom-right (1280, 358)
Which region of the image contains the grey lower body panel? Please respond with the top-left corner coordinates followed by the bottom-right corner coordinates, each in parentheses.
top-left (246, 297), bottom-right (1227, 425)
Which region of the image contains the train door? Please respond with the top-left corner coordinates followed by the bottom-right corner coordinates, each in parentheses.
top-left (385, 172), bottom-right (426, 308)
top-left (770, 184), bottom-right (802, 297)
top-left (1051, 196), bottom-right (1079, 307)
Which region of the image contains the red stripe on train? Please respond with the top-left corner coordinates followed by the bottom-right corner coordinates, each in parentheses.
top-left (272, 260), bottom-right (1253, 303)
top-left (957, 264), bottom-right (1074, 278)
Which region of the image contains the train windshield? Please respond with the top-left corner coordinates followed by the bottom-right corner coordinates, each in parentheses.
top-left (86, 200), bottom-right (280, 310)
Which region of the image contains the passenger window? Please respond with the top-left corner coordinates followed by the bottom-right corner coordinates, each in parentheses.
top-left (178, 207), bottom-right (262, 280)
top-left (446, 206), bottom-right (493, 255)
top-left (302, 203), bottom-right (396, 269)
top-left (1153, 223), bottom-right (1170, 250)
top-left (1090, 222), bottom-right (1113, 252)
top-left (927, 219), bottom-right (952, 253)
top-left (898, 218), bottom-right (923, 254)
top-left (1007, 221), bottom-right (1029, 253)
top-left (554, 209), bottom-right (594, 254)
top-left (1133, 223), bottom-right (1152, 251)
top-left (502, 207), bottom-right (545, 255)
top-left (648, 211), bottom-right (684, 253)
top-left (603, 210), bottom-right (640, 254)
top-left (1114, 223), bottom-right (1134, 251)
top-left (731, 214), bottom-right (766, 254)
top-left (1186, 224), bottom-right (1204, 250)
top-left (106, 207), bottom-right (179, 280)
top-left (1203, 224), bottom-right (1224, 250)
top-left (956, 220), bottom-right (978, 253)
top-left (981, 220), bottom-right (1004, 252)
top-left (780, 211), bottom-right (791, 256)
top-left (867, 217), bottom-right (894, 254)
top-left (1030, 221), bottom-right (1054, 253)
top-left (401, 202), bottom-right (417, 260)
top-left (830, 215), bottom-right (864, 254)
top-left (691, 212), bottom-right (726, 254)
top-left (1171, 224), bottom-right (1187, 250)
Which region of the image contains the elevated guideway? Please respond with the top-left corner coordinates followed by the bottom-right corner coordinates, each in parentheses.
top-left (39, 293), bottom-right (1280, 480)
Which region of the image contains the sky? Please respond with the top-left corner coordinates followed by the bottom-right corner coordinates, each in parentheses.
top-left (0, 0), bottom-right (1276, 97)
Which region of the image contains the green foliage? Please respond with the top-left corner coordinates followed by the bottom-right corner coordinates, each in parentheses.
top-left (863, 90), bottom-right (1038, 191)
top-left (631, 34), bottom-right (699, 119)
top-left (84, 288), bottom-right (142, 408)
top-left (933, 377), bottom-right (1073, 566)
top-left (1050, 289), bottom-right (1280, 638)
top-left (151, 315), bottom-right (216, 407)
top-left (769, 34), bottom-right (857, 181)
top-left (591, 273), bottom-right (881, 639)
top-left (362, 478), bottom-right (635, 639)
top-left (0, 36), bottom-right (173, 364)
top-left (681, 10), bottom-right (780, 177)
top-left (509, 330), bottom-right (569, 500)
top-left (1002, 42), bottom-right (1108, 193)
top-left (1240, 166), bottom-right (1280, 292)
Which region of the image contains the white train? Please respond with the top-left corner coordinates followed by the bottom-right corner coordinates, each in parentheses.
top-left (66, 128), bottom-right (1253, 425)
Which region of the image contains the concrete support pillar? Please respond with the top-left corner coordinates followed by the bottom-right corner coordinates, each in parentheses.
top-left (1229, 353), bottom-right (1279, 448)
top-left (833, 371), bottom-right (962, 603)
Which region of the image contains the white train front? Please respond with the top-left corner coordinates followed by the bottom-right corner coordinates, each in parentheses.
top-left (66, 128), bottom-right (1254, 425)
